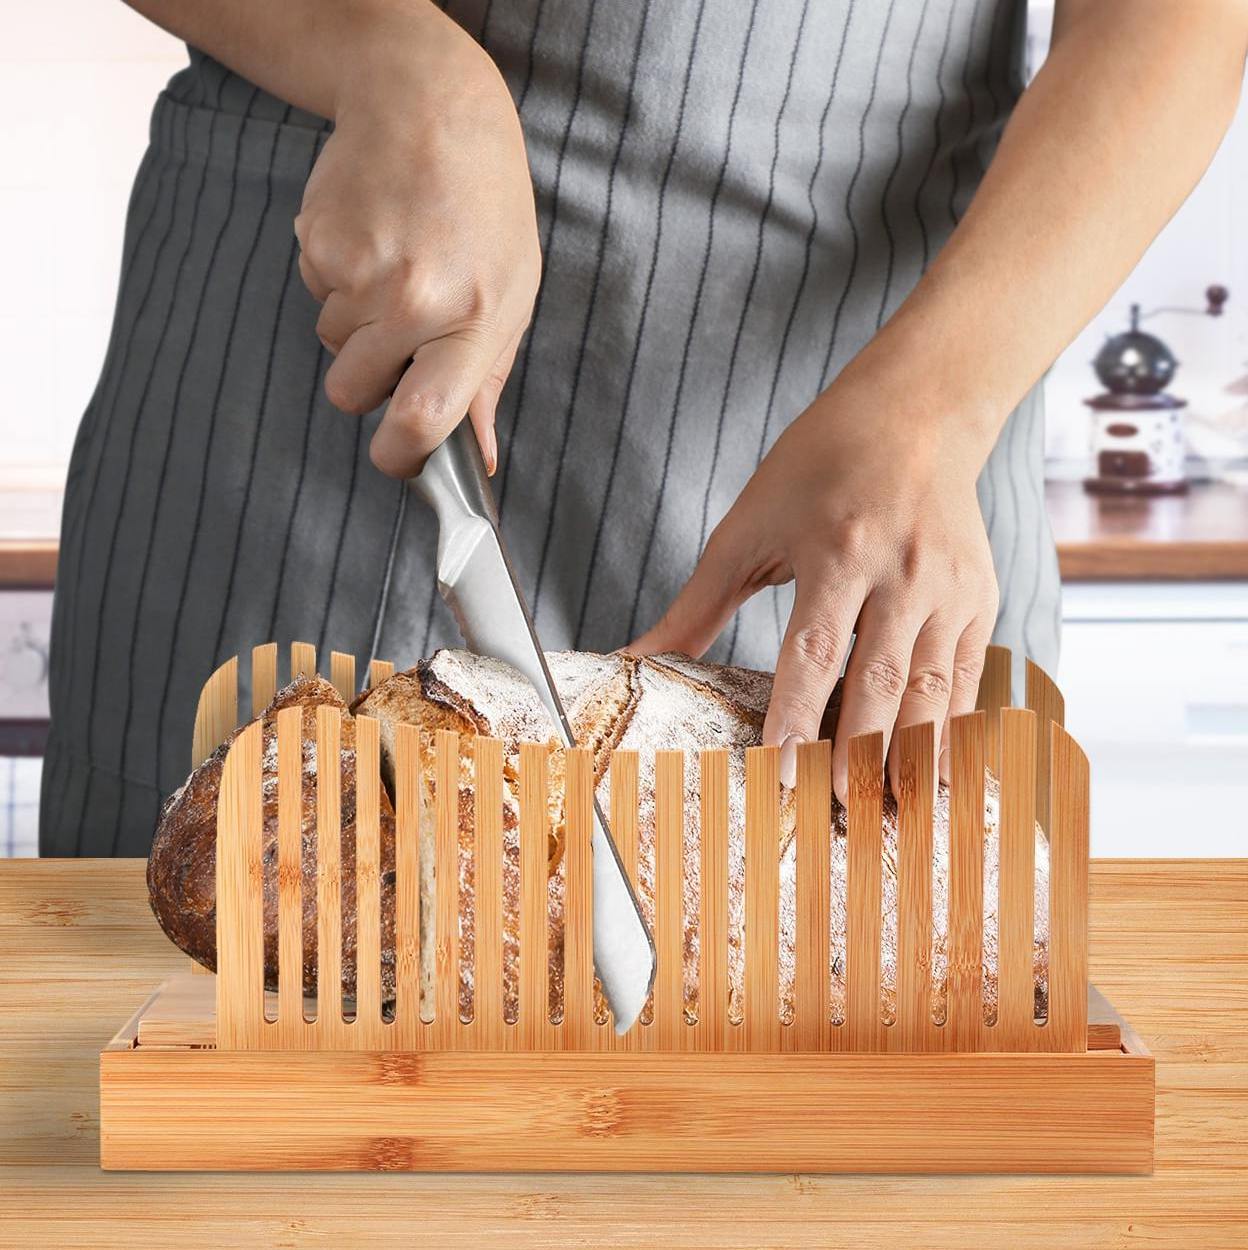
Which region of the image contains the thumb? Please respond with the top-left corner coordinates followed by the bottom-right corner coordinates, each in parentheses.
top-left (369, 331), bottom-right (498, 479)
top-left (628, 527), bottom-right (747, 659)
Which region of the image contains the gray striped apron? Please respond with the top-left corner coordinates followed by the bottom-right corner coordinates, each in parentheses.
top-left (41, 0), bottom-right (1059, 857)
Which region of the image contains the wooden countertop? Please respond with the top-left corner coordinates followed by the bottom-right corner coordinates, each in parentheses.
top-left (1047, 478), bottom-right (1248, 581)
top-left (5, 483), bottom-right (1246, 589)
top-left (2, 859), bottom-right (1245, 1247)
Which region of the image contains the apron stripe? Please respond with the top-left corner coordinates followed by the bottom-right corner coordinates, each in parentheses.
top-left (744, 1), bottom-right (861, 662)
top-left (496, 0), bottom-right (598, 516)
top-left (572, 0), bottom-right (711, 648)
top-left (147, 96), bottom-right (284, 787)
top-left (210, 107), bottom-right (305, 668)
top-left (818, 0), bottom-right (901, 392)
top-left (877, 0), bottom-right (936, 332)
top-left (914, 0), bottom-right (960, 269)
top-left (58, 103), bottom-right (193, 780)
top-left (368, 486), bottom-right (407, 669)
top-left (318, 416), bottom-right (368, 656)
top-left (530, 0), bottom-right (654, 621)
top-left (70, 104), bottom-right (220, 853)
top-left (625, 0), bottom-right (764, 643)
top-left (697, 0), bottom-right (813, 566)
top-left (50, 133), bottom-right (165, 670)
top-left (266, 343), bottom-right (329, 641)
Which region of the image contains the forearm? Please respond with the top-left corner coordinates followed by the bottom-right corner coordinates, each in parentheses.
top-left (123, 0), bottom-right (472, 119)
top-left (852, 0), bottom-right (1248, 456)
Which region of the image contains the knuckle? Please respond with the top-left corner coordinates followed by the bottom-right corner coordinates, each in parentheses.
top-left (859, 654), bottom-right (908, 701)
top-left (833, 514), bottom-right (871, 566)
top-left (393, 262), bottom-right (441, 321)
top-left (898, 537), bottom-right (923, 583)
top-left (906, 662), bottom-right (952, 703)
top-left (324, 373), bottom-right (366, 415)
top-left (952, 654), bottom-right (985, 692)
top-left (394, 387), bottom-right (451, 434)
top-left (790, 620), bottom-right (846, 671)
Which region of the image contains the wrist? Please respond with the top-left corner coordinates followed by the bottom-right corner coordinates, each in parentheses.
top-left (332, 2), bottom-right (500, 123)
top-left (835, 307), bottom-right (1010, 472)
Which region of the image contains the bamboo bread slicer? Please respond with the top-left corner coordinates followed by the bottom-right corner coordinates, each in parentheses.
top-left (99, 642), bottom-right (1154, 1174)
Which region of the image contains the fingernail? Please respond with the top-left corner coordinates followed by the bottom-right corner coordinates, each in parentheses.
top-left (938, 745), bottom-right (950, 789)
top-left (485, 427), bottom-right (498, 476)
top-left (779, 733), bottom-right (805, 790)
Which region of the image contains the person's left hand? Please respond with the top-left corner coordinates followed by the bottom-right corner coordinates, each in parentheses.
top-left (629, 361), bottom-right (1000, 804)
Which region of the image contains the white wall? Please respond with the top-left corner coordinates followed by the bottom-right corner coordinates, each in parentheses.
top-left (1027, 3), bottom-right (1248, 467)
top-left (0, 3), bottom-right (185, 488)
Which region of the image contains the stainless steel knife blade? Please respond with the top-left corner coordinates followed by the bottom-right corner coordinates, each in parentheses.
top-left (409, 422), bottom-right (656, 1032)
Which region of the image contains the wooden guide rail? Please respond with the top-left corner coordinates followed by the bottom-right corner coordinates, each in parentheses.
top-left (211, 643), bottom-right (1089, 1057)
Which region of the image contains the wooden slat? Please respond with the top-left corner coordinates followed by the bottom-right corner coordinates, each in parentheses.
top-left (697, 750), bottom-right (728, 1053)
top-left (563, 749), bottom-right (596, 1050)
top-left (609, 751), bottom-right (641, 1047)
top-left (894, 722), bottom-right (934, 1051)
top-left (275, 707), bottom-right (305, 1047)
top-left (391, 724), bottom-right (423, 1048)
top-left (1046, 723), bottom-right (1090, 1053)
top-left (975, 644), bottom-right (1013, 775)
top-left (250, 642), bottom-right (277, 716)
top-left (997, 708), bottom-right (1038, 1049)
top-left (653, 750), bottom-right (685, 1050)
top-left (353, 715), bottom-right (384, 1049)
top-left (947, 712), bottom-right (986, 1051)
top-left (1025, 657), bottom-right (1066, 836)
top-left (330, 651), bottom-right (356, 706)
top-left (794, 740), bottom-right (831, 1052)
top-left (846, 732), bottom-right (884, 1052)
top-left (368, 659), bottom-right (394, 689)
top-left (315, 707), bottom-right (346, 1048)
top-left (215, 722), bottom-right (264, 1049)
top-left (192, 655), bottom-right (237, 769)
top-left (291, 641), bottom-right (317, 682)
top-left (473, 737), bottom-right (504, 1050)
top-left (434, 730), bottom-right (459, 1045)
top-left (744, 746), bottom-right (780, 1052)
top-left (518, 743), bottom-right (551, 1049)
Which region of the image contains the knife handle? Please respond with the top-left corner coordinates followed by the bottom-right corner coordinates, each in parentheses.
top-left (409, 420), bottom-right (500, 530)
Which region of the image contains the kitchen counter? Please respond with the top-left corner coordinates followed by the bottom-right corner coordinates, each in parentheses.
top-left (2, 859), bottom-right (1245, 1248)
top-left (1046, 478), bottom-right (1248, 580)
top-left (5, 482), bottom-right (1247, 589)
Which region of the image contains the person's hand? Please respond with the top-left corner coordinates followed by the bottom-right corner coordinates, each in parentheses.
top-left (630, 363), bottom-right (999, 804)
top-left (294, 7), bottom-right (540, 477)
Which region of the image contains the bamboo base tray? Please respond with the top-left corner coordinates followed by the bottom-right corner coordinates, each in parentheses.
top-left (102, 643), bottom-right (1155, 1175)
top-left (100, 974), bottom-right (1154, 1174)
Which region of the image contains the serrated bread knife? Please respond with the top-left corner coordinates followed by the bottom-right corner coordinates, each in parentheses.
top-left (409, 421), bottom-right (656, 1033)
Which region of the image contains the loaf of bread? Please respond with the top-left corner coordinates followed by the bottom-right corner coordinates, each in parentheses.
top-left (146, 673), bottom-right (398, 1001)
top-left (148, 649), bottom-right (1049, 1026)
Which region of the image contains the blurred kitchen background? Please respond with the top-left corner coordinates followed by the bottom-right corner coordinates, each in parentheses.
top-left (1, 3), bottom-right (1245, 856)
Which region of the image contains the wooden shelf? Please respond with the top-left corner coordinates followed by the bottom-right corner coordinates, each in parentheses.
top-left (1047, 479), bottom-right (1248, 581)
top-left (0, 540), bottom-right (57, 589)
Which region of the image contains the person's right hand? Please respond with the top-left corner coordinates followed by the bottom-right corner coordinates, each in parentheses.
top-left (294, 6), bottom-right (540, 477)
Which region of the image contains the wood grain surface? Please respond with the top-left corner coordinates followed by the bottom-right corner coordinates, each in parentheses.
top-left (2, 859), bottom-right (1245, 1247)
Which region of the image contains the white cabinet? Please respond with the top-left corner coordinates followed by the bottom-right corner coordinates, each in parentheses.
top-left (1059, 583), bottom-right (1248, 856)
